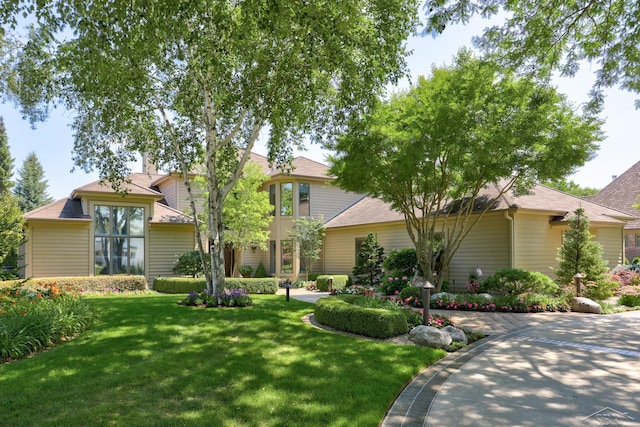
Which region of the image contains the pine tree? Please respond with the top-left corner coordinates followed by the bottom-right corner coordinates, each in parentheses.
top-left (0, 117), bottom-right (14, 194)
top-left (555, 208), bottom-right (609, 287)
top-left (352, 233), bottom-right (385, 287)
top-left (0, 192), bottom-right (24, 274)
top-left (14, 151), bottom-right (53, 212)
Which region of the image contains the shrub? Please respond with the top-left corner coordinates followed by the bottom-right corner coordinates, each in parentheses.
top-left (583, 279), bottom-right (617, 301)
top-left (383, 248), bottom-right (422, 279)
top-left (0, 276), bottom-right (148, 293)
top-left (153, 277), bottom-right (278, 294)
top-left (316, 275), bottom-right (349, 292)
top-left (173, 250), bottom-right (209, 277)
top-left (480, 269), bottom-right (558, 295)
top-left (619, 294), bottom-right (640, 307)
top-left (380, 276), bottom-right (411, 295)
top-left (398, 286), bottom-right (423, 307)
top-left (314, 296), bottom-right (408, 339)
top-left (238, 265), bottom-right (254, 278)
top-left (254, 261), bottom-right (269, 278)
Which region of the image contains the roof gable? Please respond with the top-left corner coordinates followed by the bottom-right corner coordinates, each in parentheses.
top-left (585, 160), bottom-right (640, 229)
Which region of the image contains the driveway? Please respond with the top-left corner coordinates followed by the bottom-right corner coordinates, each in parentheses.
top-left (384, 311), bottom-right (640, 426)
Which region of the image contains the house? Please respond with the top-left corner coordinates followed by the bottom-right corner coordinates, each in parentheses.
top-left (20, 173), bottom-right (196, 282)
top-left (19, 153), bottom-right (635, 289)
top-left (321, 182), bottom-right (635, 292)
top-left (584, 160), bottom-right (640, 262)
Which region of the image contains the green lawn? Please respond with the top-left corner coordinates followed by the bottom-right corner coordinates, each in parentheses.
top-left (0, 293), bottom-right (445, 426)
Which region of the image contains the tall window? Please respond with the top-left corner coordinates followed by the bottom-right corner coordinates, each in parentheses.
top-left (281, 240), bottom-right (294, 274)
top-left (280, 182), bottom-right (293, 216)
top-left (355, 237), bottom-right (366, 260)
top-left (299, 183), bottom-right (310, 216)
top-left (269, 240), bottom-right (276, 274)
top-left (94, 206), bottom-right (145, 275)
top-left (635, 234), bottom-right (640, 247)
top-left (269, 184), bottom-right (276, 216)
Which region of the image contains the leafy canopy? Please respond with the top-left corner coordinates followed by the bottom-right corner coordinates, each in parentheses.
top-left (329, 50), bottom-right (602, 288)
top-left (0, 0), bottom-right (419, 291)
top-left (424, 0), bottom-right (640, 112)
top-left (0, 117), bottom-right (13, 194)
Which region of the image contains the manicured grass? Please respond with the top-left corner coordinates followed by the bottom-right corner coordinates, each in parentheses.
top-left (0, 293), bottom-right (445, 426)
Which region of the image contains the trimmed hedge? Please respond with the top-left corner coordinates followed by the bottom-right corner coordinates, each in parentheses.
top-left (0, 276), bottom-right (148, 292)
top-left (316, 275), bottom-right (350, 292)
top-left (314, 296), bottom-right (408, 339)
top-left (153, 277), bottom-right (278, 294)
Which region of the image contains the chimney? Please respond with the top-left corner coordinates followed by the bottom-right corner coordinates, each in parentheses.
top-left (142, 153), bottom-right (158, 174)
top-left (611, 175), bottom-right (617, 181)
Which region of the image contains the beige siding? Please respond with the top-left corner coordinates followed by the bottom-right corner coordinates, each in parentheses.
top-left (148, 225), bottom-right (196, 282)
top-left (324, 223), bottom-right (409, 276)
top-left (447, 213), bottom-right (510, 292)
top-left (176, 179), bottom-right (205, 214)
top-left (513, 212), bottom-right (563, 279)
top-left (27, 222), bottom-right (91, 277)
top-left (310, 183), bottom-right (364, 220)
top-left (595, 227), bottom-right (624, 268)
top-left (157, 179), bottom-right (178, 210)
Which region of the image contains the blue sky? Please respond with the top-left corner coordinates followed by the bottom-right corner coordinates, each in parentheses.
top-left (3, 15), bottom-right (639, 200)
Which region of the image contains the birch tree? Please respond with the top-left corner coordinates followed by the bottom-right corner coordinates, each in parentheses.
top-left (0, 0), bottom-right (419, 292)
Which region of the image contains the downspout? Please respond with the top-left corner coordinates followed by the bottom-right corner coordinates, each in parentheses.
top-left (504, 210), bottom-right (515, 268)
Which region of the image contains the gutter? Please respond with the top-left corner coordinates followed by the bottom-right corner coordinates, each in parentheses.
top-left (504, 210), bottom-right (515, 268)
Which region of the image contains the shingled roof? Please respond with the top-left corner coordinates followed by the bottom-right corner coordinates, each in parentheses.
top-left (584, 160), bottom-right (640, 229)
top-left (249, 152), bottom-right (331, 180)
top-left (324, 181), bottom-right (636, 229)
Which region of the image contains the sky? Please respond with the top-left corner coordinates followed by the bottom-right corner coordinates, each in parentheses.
top-left (2, 13), bottom-right (639, 201)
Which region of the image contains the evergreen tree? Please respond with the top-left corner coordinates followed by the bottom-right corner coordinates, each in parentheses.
top-left (0, 116), bottom-right (14, 194)
top-left (14, 151), bottom-right (53, 212)
top-left (352, 233), bottom-right (385, 287)
top-left (0, 192), bottom-right (24, 274)
top-left (555, 208), bottom-right (608, 287)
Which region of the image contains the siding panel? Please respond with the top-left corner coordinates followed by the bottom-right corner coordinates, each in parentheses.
top-left (30, 223), bottom-right (91, 277)
top-left (148, 225), bottom-right (196, 282)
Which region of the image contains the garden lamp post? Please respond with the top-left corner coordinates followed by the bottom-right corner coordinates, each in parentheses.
top-left (420, 281), bottom-right (435, 326)
top-left (284, 279), bottom-right (292, 302)
top-left (573, 273), bottom-right (585, 297)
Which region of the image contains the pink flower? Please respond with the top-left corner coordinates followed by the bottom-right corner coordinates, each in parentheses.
top-left (394, 290), bottom-right (399, 295)
top-left (388, 277), bottom-right (393, 282)
top-left (401, 276), bottom-right (408, 281)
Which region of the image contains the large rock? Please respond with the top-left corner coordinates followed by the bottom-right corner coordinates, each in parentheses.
top-left (444, 325), bottom-right (468, 344)
top-left (409, 325), bottom-right (452, 349)
top-left (572, 297), bottom-right (602, 314)
top-left (477, 293), bottom-right (493, 300)
top-left (431, 292), bottom-right (453, 301)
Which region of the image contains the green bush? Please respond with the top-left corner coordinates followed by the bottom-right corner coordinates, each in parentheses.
top-left (583, 279), bottom-right (617, 301)
top-left (619, 293), bottom-right (640, 307)
top-left (383, 248), bottom-right (422, 278)
top-left (173, 250), bottom-right (209, 277)
top-left (480, 269), bottom-right (558, 295)
top-left (398, 286), bottom-right (423, 307)
top-left (153, 277), bottom-right (278, 294)
top-left (314, 296), bottom-right (408, 339)
top-left (238, 265), bottom-right (254, 278)
top-left (308, 273), bottom-right (321, 281)
top-left (380, 276), bottom-right (411, 295)
top-left (316, 275), bottom-right (349, 292)
top-left (254, 261), bottom-right (269, 278)
top-left (0, 276), bottom-right (148, 293)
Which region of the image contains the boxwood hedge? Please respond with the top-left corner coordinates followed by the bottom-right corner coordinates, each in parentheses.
top-left (153, 277), bottom-right (278, 294)
top-left (315, 275), bottom-right (350, 292)
top-left (0, 276), bottom-right (148, 292)
top-left (314, 296), bottom-right (408, 339)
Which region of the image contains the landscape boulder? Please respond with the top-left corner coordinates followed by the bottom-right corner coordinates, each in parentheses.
top-left (431, 292), bottom-right (453, 301)
top-left (571, 297), bottom-right (602, 314)
top-left (409, 325), bottom-right (452, 349)
top-left (444, 325), bottom-right (468, 344)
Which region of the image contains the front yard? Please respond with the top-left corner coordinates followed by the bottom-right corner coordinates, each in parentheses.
top-left (0, 293), bottom-right (445, 426)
